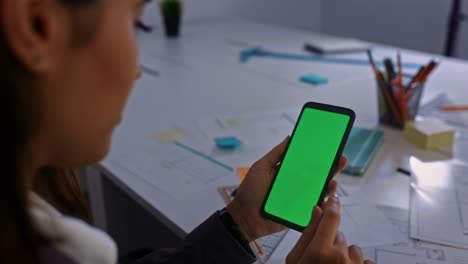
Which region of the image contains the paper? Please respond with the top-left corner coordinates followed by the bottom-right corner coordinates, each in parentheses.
top-left (418, 93), bottom-right (468, 129)
top-left (217, 117), bottom-right (248, 129)
top-left (413, 119), bottom-right (454, 135)
top-left (255, 230), bottom-right (289, 264)
top-left (340, 204), bottom-right (407, 248)
top-left (368, 244), bottom-right (468, 264)
top-left (363, 205), bottom-right (468, 264)
top-left (114, 142), bottom-right (232, 200)
top-left (154, 128), bottom-right (190, 143)
top-left (409, 158), bottom-right (468, 249)
top-left (179, 110), bottom-right (296, 168)
top-left (269, 204), bottom-right (468, 264)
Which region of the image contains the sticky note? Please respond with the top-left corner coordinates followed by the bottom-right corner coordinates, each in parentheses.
top-left (236, 167), bottom-right (250, 183)
top-left (154, 128), bottom-right (190, 143)
top-left (404, 120), bottom-right (455, 150)
top-left (215, 136), bottom-right (242, 150)
top-left (300, 74), bottom-right (329, 86)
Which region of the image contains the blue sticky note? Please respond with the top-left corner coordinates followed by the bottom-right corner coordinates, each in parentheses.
top-left (300, 74), bottom-right (329, 86)
top-left (215, 137), bottom-right (242, 150)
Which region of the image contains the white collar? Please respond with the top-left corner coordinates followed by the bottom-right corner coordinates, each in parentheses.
top-left (30, 193), bottom-right (117, 264)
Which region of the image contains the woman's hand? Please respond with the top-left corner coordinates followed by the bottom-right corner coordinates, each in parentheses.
top-left (226, 137), bottom-right (348, 241)
top-left (286, 190), bottom-right (374, 264)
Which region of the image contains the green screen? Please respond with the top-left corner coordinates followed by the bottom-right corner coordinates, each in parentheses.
top-left (264, 108), bottom-right (350, 228)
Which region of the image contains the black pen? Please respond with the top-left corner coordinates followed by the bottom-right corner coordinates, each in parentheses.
top-left (384, 58), bottom-right (396, 81)
top-left (141, 65), bottom-right (159, 77)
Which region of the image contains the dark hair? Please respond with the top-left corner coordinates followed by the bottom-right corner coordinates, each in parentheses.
top-left (0, 0), bottom-right (97, 263)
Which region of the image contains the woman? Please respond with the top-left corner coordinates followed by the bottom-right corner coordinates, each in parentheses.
top-left (0, 0), bottom-right (374, 263)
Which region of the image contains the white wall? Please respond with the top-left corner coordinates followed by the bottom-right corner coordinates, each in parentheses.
top-left (144, 0), bottom-right (468, 59)
top-left (321, 0), bottom-right (451, 55)
top-left (232, 0), bottom-right (322, 31)
top-left (142, 0), bottom-right (238, 26)
top-left (143, 0), bottom-right (322, 31)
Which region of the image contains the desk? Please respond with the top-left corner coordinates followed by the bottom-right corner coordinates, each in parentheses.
top-left (93, 19), bottom-right (468, 260)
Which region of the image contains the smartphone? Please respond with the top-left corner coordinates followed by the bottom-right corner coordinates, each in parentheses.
top-left (262, 102), bottom-right (355, 232)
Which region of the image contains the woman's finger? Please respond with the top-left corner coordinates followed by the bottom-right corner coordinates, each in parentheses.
top-left (259, 137), bottom-right (290, 168)
top-left (348, 245), bottom-right (364, 263)
top-left (287, 206), bottom-right (323, 263)
top-left (313, 193), bottom-right (341, 245)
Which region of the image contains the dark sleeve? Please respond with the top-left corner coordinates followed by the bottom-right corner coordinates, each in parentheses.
top-left (131, 211), bottom-right (257, 264)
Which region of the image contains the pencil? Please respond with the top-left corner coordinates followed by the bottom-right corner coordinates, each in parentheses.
top-left (420, 61), bottom-right (439, 82)
top-left (405, 60), bottom-right (437, 93)
top-left (253, 241), bottom-right (263, 255)
top-left (440, 105), bottom-right (468, 112)
top-left (397, 52), bottom-right (403, 84)
top-left (396, 52), bottom-right (408, 122)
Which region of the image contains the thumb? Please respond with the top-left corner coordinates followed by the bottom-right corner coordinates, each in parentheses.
top-left (261, 137), bottom-right (290, 167)
top-left (287, 206), bottom-right (322, 263)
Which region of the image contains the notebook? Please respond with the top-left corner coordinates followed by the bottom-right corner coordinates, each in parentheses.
top-left (342, 127), bottom-right (384, 176)
top-left (304, 36), bottom-right (371, 55)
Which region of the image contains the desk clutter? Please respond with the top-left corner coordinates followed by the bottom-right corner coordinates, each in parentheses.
top-left (145, 103), bottom-right (468, 263)
top-left (123, 21), bottom-right (468, 263)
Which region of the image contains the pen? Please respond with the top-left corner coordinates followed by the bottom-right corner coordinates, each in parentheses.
top-left (136, 21), bottom-right (153, 33)
top-left (231, 189), bottom-right (238, 197)
top-left (368, 50), bottom-right (402, 125)
top-left (396, 167), bottom-right (411, 177)
top-left (141, 65), bottom-right (160, 77)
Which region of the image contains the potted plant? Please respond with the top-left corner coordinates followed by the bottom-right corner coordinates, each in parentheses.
top-left (160, 0), bottom-right (182, 37)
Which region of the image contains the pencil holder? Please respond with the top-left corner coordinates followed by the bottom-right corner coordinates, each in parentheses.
top-left (377, 80), bottom-right (425, 129)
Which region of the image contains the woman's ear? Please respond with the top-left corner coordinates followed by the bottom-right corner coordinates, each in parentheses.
top-left (0, 0), bottom-right (69, 74)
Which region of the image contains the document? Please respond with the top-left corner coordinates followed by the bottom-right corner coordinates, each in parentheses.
top-left (340, 204), bottom-right (407, 248)
top-left (179, 110), bottom-right (297, 168)
top-left (113, 141), bottom-right (232, 200)
top-left (363, 205), bottom-right (468, 264)
top-left (410, 158), bottom-right (468, 249)
top-left (419, 93), bottom-right (468, 129)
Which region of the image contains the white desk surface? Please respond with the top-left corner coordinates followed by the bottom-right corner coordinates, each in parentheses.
top-left (100, 19), bottom-right (468, 258)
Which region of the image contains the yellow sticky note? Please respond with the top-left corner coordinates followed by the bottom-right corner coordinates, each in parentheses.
top-left (154, 128), bottom-right (190, 143)
top-left (237, 167), bottom-right (250, 183)
top-left (404, 120), bottom-right (455, 150)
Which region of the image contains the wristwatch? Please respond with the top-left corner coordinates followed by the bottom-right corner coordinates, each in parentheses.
top-left (219, 208), bottom-right (255, 256)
